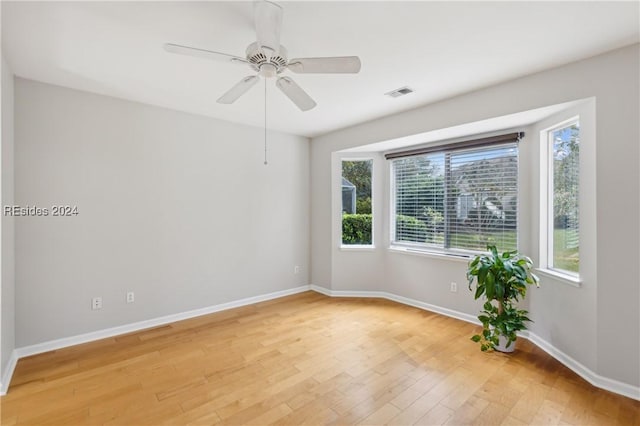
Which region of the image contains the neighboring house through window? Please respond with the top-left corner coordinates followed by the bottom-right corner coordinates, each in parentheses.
top-left (388, 133), bottom-right (520, 256)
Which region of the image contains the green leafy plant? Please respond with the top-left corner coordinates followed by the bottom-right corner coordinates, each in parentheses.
top-left (467, 245), bottom-right (539, 351)
top-left (356, 197), bottom-right (372, 214)
top-left (342, 214), bottom-right (372, 245)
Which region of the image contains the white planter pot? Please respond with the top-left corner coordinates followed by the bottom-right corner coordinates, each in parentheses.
top-left (495, 334), bottom-right (516, 353)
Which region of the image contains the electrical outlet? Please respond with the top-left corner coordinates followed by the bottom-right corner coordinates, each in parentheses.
top-left (92, 297), bottom-right (102, 310)
top-left (450, 282), bottom-right (458, 293)
top-left (294, 265), bottom-right (300, 274)
top-left (126, 292), bottom-right (135, 303)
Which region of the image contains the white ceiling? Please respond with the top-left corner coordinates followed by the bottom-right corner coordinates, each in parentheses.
top-left (2, 1), bottom-right (638, 138)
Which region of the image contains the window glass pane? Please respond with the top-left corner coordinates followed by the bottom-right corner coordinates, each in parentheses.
top-left (551, 124), bottom-right (580, 273)
top-left (394, 154), bottom-right (445, 246)
top-left (447, 146), bottom-right (518, 252)
top-left (342, 160), bottom-right (372, 245)
top-left (392, 143), bottom-right (518, 253)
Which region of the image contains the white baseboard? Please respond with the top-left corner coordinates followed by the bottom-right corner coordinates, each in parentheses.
top-left (309, 285), bottom-right (480, 325)
top-left (382, 292), bottom-right (480, 325)
top-left (3, 283), bottom-right (638, 401)
top-left (310, 284), bottom-right (639, 401)
top-left (0, 350), bottom-right (18, 395)
top-left (309, 285), bottom-right (380, 299)
top-left (14, 285), bottom-right (311, 360)
top-left (524, 331), bottom-right (640, 401)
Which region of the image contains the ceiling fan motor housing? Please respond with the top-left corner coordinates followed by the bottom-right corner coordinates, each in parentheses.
top-left (246, 42), bottom-right (288, 76)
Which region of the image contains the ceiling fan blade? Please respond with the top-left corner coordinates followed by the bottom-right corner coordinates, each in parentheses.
top-left (254, 1), bottom-right (283, 56)
top-left (276, 77), bottom-right (316, 111)
top-left (164, 43), bottom-right (248, 65)
top-left (217, 76), bottom-right (260, 104)
top-left (288, 56), bottom-right (361, 74)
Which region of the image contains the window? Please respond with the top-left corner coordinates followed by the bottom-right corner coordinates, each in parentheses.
top-left (390, 136), bottom-right (519, 255)
top-left (341, 159), bottom-right (373, 246)
top-left (547, 121), bottom-right (580, 275)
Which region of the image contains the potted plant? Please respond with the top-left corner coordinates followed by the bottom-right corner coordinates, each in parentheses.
top-left (467, 245), bottom-right (539, 352)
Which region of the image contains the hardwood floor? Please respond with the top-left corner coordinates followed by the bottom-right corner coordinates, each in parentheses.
top-left (1, 291), bottom-right (638, 425)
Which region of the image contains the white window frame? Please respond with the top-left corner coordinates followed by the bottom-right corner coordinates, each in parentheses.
top-left (340, 157), bottom-right (374, 249)
top-left (539, 116), bottom-right (581, 284)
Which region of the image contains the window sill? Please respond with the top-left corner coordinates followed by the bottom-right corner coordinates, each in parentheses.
top-left (535, 268), bottom-right (582, 288)
top-left (340, 245), bottom-right (376, 251)
top-left (388, 246), bottom-right (471, 263)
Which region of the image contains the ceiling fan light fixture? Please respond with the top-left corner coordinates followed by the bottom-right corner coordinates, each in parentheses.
top-left (259, 63), bottom-right (277, 78)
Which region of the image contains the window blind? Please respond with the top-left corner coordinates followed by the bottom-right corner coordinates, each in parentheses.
top-left (392, 142), bottom-right (519, 253)
top-left (385, 132), bottom-right (523, 160)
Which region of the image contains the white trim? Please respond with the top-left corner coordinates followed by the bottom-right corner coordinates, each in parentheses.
top-left (340, 245), bottom-right (376, 251)
top-left (0, 350), bottom-right (18, 395)
top-left (540, 116), bottom-right (582, 279)
top-left (308, 284), bottom-right (332, 297)
top-left (2, 284), bottom-right (637, 402)
top-left (536, 268), bottom-right (582, 288)
top-left (309, 285), bottom-right (379, 298)
top-left (309, 285), bottom-right (639, 401)
top-left (388, 246), bottom-right (471, 263)
top-left (310, 284), bottom-right (479, 326)
top-left (525, 331), bottom-right (640, 401)
top-left (383, 292), bottom-right (480, 325)
top-left (13, 285), bottom-right (311, 359)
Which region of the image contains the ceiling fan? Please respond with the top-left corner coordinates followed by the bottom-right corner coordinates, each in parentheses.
top-left (164, 0), bottom-right (361, 111)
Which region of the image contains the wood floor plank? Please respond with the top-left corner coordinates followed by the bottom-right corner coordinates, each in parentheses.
top-left (235, 402), bottom-right (292, 426)
top-left (387, 369), bottom-right (466, 425)
top-left (444, 395), bottom-right (490, 425)
top-left (508, 381), bottom-right (552, 423)
top-left (529, 398), bottom-right (565, 425)
top-left (356, 402), bottom-right (400, 425)
top-left (415, 403), bottom-right (455, 425)
top-left (1, 291), bottom-right (638, 425)
top-left (474, 401), bottom-right (512, 426)
top-left (389, 369), bottom-right (446, 410)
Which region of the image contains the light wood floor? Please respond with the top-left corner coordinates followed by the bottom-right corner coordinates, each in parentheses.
top-left (1, 291), bottom-right (638, 425)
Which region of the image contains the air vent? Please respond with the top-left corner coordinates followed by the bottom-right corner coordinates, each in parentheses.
top-left (385, 86), bottom-right (414, 98)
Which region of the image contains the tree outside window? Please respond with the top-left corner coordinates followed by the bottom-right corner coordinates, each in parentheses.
top-left (342, 160), bottom-right (372, 245)
top-left (550, 123), bottom-right (580, 274)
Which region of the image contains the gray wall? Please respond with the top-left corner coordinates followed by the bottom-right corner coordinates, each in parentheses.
top-left (14, 79), bottom-right (310, 347)
top-left (527, 103), bottom-right (598, 372)
top-left (1, 55), bottom-right (16, 384)
top-left (310, 44), bottom-right (639, 388)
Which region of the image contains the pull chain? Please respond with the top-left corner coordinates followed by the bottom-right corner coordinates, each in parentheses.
top-left (264, 77), bottom-right (268, 165)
